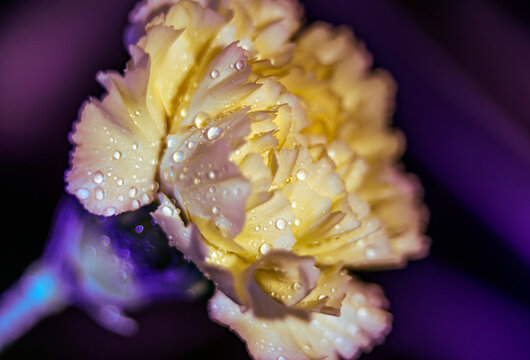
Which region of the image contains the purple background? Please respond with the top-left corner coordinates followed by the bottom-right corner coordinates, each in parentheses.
top-left (0, 0), bottom-right (529, 359)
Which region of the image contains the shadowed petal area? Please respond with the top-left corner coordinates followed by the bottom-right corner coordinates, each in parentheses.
top-left (209, 275), bottom-right (391, 360)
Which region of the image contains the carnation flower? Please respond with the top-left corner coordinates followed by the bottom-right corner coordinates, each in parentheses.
top-left (65, 0), bottom-right (429, 359)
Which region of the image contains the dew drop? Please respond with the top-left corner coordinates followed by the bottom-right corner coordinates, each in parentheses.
top-left (193, 112), bottom-right (210, 128)
top-left (131, 199), bottom-right (141, 209)
top-left (128, 187), bottom-right (137, 197)
top-left (296, 169), bottom-right (307, 181)
top-left (117, 178), bottom-right (124, 186)
top-left (212, 206), bottom-right (220, 215)
top-left (76, 188), bottom-right (90, 199)
top-left (173, 151), bottom-right (184, 163)
top-left (260, 243), bottom-right (272, 255)
top-left (206, 126), bottom-right (222, 140)
top-left (161, 206), bottom-right (173, 217)
top-left (210, 69), bottom-right (220, 79)
top-left (209, 186), bottom-right (216, 193)
top-left (208, 170), bottom-right (218, 179)
top-left (275, 218), bottom-right (287, 230)
top-left (95, 187), bottom-right (105, 200)
top-left (294, 218), bottom-right (301, 226)
top-left (291, 200), bottom-right (298, 208)
top-left (164, 168), bottom-right (175, 181)
top-left (132, 143), bottom-right (139, 150)
top-left (141, 193), bottom-right (150, 204)
top-left (187, 141), bottom-right (196, 149)
top-left (104, 207), bottom-right (116, 216)
top-left (180, 108), bottom-right (188, 117)
top-left (167, 138), bottom-right (177, 147)
top-left (292, 281), bottom-right (302, 291)
top-left (93, 171), bottom-right (105, 184)
top-left (113, 151), bottom-right (122, 160)
top-left (364, 245), bottom-right (378, 260)
top-left (334, 337), bottom-right (345, 347)
top-left (235, 60), bottom-right (245, 70)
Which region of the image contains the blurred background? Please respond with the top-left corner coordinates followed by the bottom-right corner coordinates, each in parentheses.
top-left (0, 0), bottom-right (528, 359)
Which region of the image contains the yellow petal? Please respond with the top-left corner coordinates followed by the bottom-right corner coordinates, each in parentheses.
top-left (66, 49), bottom-right (163, 216)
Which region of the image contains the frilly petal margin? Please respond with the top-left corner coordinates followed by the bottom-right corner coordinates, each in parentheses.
top-left (65, 47), bottom-right (164, 216)
top-left (209, 276), bottom-right (391, 360)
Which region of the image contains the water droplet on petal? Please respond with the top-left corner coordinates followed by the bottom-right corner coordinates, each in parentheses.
top-left (117, 178), bottom-right (124, 186)
top-left (76, 188), bottom-right (90, 199)
top-left (173, 151), bottom-right (184, 163)
top-left (210, 69), bottom-right (220, 79)
top-left (206, 126), bottom-right (222, 140)
top-left (260, 243), bottom-right (272, 255)
top-left (164, 167), bottom-right (175, 181)
top-left (208, 170), bottom-right (218, 179)
top-left (128, 187), bottom-right (137, 197)
top-left (132, 143), bottom-right (139, 150)
top-left (296, 169), bottom-right (307, 181)
top-left (95, 187), bottom-right (105, 200)
top-left (292, 281), bottom-right (302, 291)
top-left (113, 151), bottom-right (122, 160)
top-left (187, 141), bottom-right (196, 149)
top-left (104, 207), bottom-right (116, 216)
top-left (193, 112), bottom-right (210, 128)
top-left (235, 60), bottom-right (245, 70)
top-left (275, 218), bottom-right (287, 230)
top-left (131, 199), bottom-right (140, 209)
top-left (141, 193), bottom-right (150, 204)
top-left (161, 206), bottom-right (173, 217)
top-left (212, 206), bottom-right (219, 214)
top-left (93, 171), bottom-right (105, 184)
top-left (168, 138), bottom-right (177, 147)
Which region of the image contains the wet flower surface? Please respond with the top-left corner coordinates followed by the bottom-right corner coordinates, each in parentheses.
top-left (65, 0), bottom-right (429, 359)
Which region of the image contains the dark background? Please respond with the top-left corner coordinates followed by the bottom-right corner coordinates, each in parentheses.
top-left (0, 0), bottom-right (529, 359)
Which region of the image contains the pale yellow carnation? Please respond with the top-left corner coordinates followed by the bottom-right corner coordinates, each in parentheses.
top-left (65, 1), bottom-right (429, 359)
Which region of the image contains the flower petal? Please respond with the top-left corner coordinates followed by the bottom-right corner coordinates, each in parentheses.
top-left (209, 275), bottom-right (391, 360)
top-left (66, 49), bottom-right (163, 216)
top-left (246, 250), bottom-right (320, 309)
top-left (159, 109), bottom-right (252, 240)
